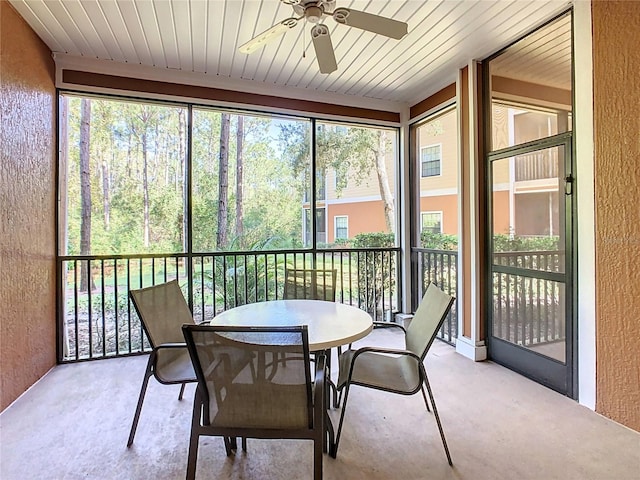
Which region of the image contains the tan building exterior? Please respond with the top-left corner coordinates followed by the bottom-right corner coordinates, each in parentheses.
top-left (416, 108), bottom-right (459, 237)
top-left (322, 138), bottom-right (397, 243)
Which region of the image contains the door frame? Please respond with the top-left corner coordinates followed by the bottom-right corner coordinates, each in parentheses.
top-left (485, 132), bottom-right (577, 398)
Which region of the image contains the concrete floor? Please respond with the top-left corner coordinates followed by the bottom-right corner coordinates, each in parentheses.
top-left (1, 329), bottom-right (638, 480)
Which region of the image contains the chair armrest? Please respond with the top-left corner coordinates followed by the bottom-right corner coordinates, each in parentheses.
top-left (350, 346), bottom-right (421, 364)
top-left (372, 321), bottom-right (407, 333)
top-left (155, 342), bottom-right (188, 350)
top-left (313, 354), bottom-right (327, 429)
top-left (314, 354), bottom-right (327, 392)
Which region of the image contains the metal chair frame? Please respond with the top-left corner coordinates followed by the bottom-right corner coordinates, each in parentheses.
top-left (332, 283), bottom-right (455, 465)
top-left (183, 324), bottom-right (326, 480)
top-left (127, 280), bottom-right (197, 447)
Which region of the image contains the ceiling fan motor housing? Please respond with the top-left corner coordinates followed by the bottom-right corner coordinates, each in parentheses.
top-left (305, 5), bottom-right (323, 23)
top-left (292, 0), bottom-right (336, 23)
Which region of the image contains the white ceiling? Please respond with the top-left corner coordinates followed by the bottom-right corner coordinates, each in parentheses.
top-left (10, 0), bottom-right (573, 108)
top-left (490, 11), bottom-right (571, 90)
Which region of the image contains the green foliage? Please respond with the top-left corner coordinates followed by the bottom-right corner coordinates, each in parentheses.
top-left (193, 250), bottom-right (290, 311)
top-left (418, 232), bottom-right (558, 253)
top-left (332, 238), bottom-right (351, 248)
top-left (62, 95), bottom-right (397, 258)
top-left (493, 234), bottom-right (559, 252)
top-left (420, 232), bottom-right (459, 250)
top-left (349, 232), bottom-right (395, 315)
top-left (351, 232), bottom-right (395, 248)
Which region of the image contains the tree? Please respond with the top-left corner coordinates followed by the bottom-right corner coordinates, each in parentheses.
top-left (178, 109), bottom-right (187, 248)
top-left (375, 130), bottom-right (395, 231)
top-left (136, 106), bottom-right (155, 248)
top-left (79, 98), bottom-right (94, 291)
top-left (235, 115), bottom-right (244, 243)
top-left (217, 113), bottom-right (230, 249)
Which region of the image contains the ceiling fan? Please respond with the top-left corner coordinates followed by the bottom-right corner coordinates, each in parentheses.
top-left (239, 0), bottom-right (408, 74)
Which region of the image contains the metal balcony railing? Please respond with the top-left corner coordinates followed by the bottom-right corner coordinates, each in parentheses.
top-left (414, 248), bottom-right (458, 345)
top-left (492, 250), bottom-right (565, 347)
top-left (57, 247), bottom-right (400, 362)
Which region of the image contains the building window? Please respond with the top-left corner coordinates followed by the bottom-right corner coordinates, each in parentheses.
top-left (334, 170), bottom-right (347, 190)
top-left (421, 145), bottom-right (441, 177)
top-left (421, 212), bottom-right (442, 234)
top-left (335, 215), bottom-right (348, 240)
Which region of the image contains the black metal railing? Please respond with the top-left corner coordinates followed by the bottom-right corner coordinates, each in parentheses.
top-left (492, 250), bottom-right (565, 347)
top-left (415, 248), bottom-right (458, 345)
top-left (58, 247), bottom-right (400, 362)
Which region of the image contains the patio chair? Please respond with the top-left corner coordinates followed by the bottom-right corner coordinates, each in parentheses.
top-left (283, 268), bottom-right (337, 302)
top-left (332, 282), bottom-right (455, 465)
top-left (283, 268), bottom-right (341, 406)
top-left (182, 324), bottom-right (325, 480)
top-left (127, 279), bottom-right (197, 447)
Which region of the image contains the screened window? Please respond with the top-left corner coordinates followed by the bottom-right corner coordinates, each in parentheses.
top-left (58, 95), bottom-right (188, 256)
top-left (421, 145), bottom-right (441, 177)
top-left (316, 121), bottom-right (398, 239)
top-left (192, 109), bottom-right (311, 251)
top-left (58, 94), bottom-right (399, 255)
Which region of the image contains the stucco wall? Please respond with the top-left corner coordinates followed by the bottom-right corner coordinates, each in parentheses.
top-left (0, 3), bottom-right (57, 411)
top-left (327, 201), bottom-right (387, 243)
top-left (419, 195), bottom-right (458, 235)
top-left (592, 1), bottom-right (640, 431)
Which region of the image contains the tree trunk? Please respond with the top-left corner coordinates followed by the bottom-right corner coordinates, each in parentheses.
top-left (375, 131), bottom-right (395, 232)
top-left (217, 113), bottom-right (230, 249)
top-left (235, 115), bottom-right (244, 243)
top-left (101, 158), bottom-right (110, 230)
top-left (142, 127), bottom-right (150, 248)
top-left (178, 109), bottom-right (186, 249)
top-left (79, 98), bottom-right (94, 292)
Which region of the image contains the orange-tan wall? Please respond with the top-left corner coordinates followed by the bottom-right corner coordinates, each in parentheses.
top-left (419, 195), bottom-right (458, 235)
top-left (327, 201), bottom-right (387, 243)
top-left (592, 0), bottom-right (640, 432)
top-left (0, 3), bottom-right (57, 411)
top-left (492, 191), bottom-right (510, 236)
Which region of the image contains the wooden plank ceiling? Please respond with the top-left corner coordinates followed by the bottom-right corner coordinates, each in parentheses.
top-left (9, 0), bottom-right (572, 107)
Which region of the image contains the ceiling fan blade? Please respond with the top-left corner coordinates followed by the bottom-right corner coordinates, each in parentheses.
top-left (332, 8), bottom-right (408, 40)
top-left (239, 17), bottom-right (299, 54)
top-left (311, 24), bottom-right (337, 74)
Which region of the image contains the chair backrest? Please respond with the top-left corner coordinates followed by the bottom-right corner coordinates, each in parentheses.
top-left (183, 325), bottom-right (313, 429)
top-left (283, 268), bottom-right (337, 302)
top-left (406, 283), bottom-right (455, 360)
top-left (130, 279), bottom-right (195, 347)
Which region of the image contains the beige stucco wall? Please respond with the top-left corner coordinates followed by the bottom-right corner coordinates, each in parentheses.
top-left (0, 3), bottom-right (57, 411)
top-left (592, 0), bottom-right (640, 432)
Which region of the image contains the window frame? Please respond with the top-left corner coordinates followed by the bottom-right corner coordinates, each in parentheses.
top-left (420, 211), bottom-right (443, 234)
top-left (420, 143), bottom-right (442, 178)
top-left (334, 215), bottom-right (349, 240)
